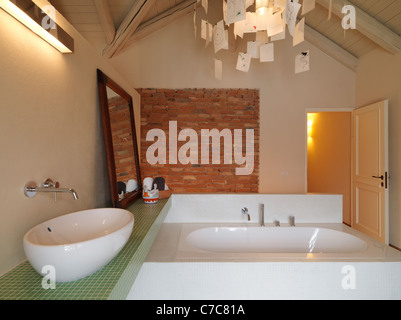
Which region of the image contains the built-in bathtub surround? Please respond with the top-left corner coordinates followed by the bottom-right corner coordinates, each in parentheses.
top-left (138, 88), bottom-right (260, 193)
top-left (128, 194), bottom-right (401, 300)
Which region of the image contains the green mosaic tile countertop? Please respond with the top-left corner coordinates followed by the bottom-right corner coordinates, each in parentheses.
top-left (0, 198), bottom-right (170, 300)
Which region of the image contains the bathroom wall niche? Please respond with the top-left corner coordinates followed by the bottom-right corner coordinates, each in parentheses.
top-left (97, 69), bottom-right (142, 208)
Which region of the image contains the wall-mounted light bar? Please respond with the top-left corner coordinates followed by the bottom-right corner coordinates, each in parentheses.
top-left (0, 0), bottom-right (74, 53)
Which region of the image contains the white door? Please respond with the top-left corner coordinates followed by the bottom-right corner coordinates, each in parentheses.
top-left (353, 100), bottom-right (389, 244)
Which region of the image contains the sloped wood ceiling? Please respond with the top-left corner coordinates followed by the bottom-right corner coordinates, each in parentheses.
top-left (49, 0), bottom-right (401, 70)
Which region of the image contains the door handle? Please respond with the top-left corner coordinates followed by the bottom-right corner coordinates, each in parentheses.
top-left (372, 174), bottom-right (388, 189)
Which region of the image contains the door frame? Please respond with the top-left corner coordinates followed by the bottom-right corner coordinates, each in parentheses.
top-left (304, 108), bottom-right (354, 224)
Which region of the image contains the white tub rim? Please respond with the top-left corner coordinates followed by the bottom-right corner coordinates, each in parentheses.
top-left (185, 226), bottom-right (368, 254)
top-left (154, 223), bottom-right (401, 262)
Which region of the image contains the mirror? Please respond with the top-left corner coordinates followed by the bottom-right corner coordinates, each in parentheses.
top-left (97, 69), bottom-right (142, 208)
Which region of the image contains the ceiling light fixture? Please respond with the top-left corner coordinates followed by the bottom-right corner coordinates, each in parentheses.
top-left (0, 0), bottom-right (74, 53)
top-left (255, 0), bottom-right (269, 15)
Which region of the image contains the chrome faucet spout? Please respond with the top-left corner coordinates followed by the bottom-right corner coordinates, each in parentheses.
top-left (70, 188), bottom-right (79, 200)
top-left (24, 179), bottom-right (78, 201)
top-left (61, 188), bottom-right (78, 200)
top-left (260, 204), bottom-right (265, 227)
top-left (25, 187), bottom-right (79, 200)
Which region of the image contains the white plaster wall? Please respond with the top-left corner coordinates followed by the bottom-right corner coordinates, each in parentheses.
top-left (0, 9), bottom-right (139, 275)
top-left (109, 4), bottom-right (355, 194)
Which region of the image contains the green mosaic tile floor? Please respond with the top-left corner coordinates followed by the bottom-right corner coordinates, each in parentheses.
top-left (0, 198), bottom-right (169, 300)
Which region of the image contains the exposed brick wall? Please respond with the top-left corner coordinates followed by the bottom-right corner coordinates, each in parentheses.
top-left (138, 88), bottom-right (259, 193)
top-left (108, 96), bottom-right (138, 183)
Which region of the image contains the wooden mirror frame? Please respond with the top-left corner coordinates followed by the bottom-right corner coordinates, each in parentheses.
top-left (97, 69), bottom-right (142, 208)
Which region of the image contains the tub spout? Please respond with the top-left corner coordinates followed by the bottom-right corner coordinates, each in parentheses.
top-left (242, 207), bottom-right (251, 221)
top-left (260, 204), bottom-right (265, 227)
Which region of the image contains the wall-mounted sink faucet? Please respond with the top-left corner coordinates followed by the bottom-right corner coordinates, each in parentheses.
top-left (242, 207), bottom-right (250, 221)
top-left (24, 178), bottom-right (78, 201)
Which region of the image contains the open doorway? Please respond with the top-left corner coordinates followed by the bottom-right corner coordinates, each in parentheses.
top-left (306, 111), bottom-right (352, 225)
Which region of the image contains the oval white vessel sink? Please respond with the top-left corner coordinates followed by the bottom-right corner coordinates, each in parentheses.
top-left (23, 208), bottom-right (134, 282)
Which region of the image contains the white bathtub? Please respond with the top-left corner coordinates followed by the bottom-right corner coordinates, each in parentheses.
top-left (129, 222), bottom-right (401, 300)
top-left (173, 223), bottom-right (399, 261)
top-left (128, 195), bottom-right (401, 300)
top-left (186, 227), bottom-right (367, 254)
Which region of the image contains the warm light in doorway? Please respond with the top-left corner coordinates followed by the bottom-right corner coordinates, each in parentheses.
top-left (307, 113), bottom-right (317, 141)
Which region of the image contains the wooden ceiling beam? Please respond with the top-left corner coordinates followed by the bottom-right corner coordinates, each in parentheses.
top-left (121, 1), bottom-right (358, 71)
top-left (126, 0), bottom-right (198, 45)
top-left (316, 0), bottom-right (401, 54)
top-left (99, 0), bottom-right (360, 70)
top-left (305, 24), bottom-right (359, 71)
top-left (102, 0), bottom-right (156, 58)
top-left (93, 0), bottom-right (115, 44)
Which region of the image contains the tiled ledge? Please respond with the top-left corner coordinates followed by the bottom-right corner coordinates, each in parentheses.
top-left (0, 198), bottom-right (171, 300)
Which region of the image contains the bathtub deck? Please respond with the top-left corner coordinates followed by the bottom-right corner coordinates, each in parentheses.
top-left (0, 198), bottom-right (170, 300)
